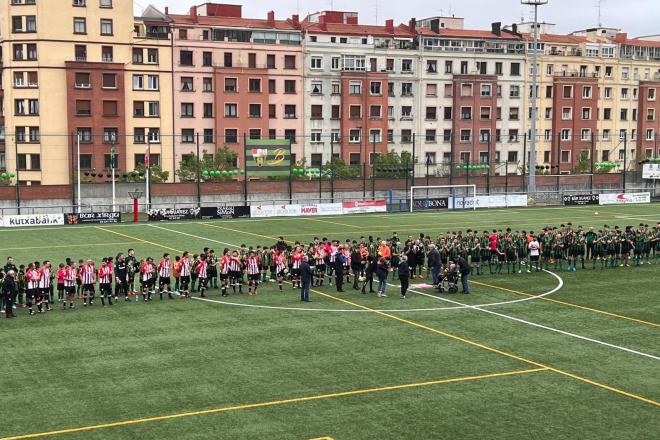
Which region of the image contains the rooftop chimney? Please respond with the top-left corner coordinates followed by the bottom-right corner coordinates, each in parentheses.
top-left (511, 23), bottom-right (518, 35)
top-left (491, 22), bottom-right (501, 36)
top-left (267, 11), bottom-right (275, 26)
top-left (385, 19), bottom-right (394, 32)
top-left (164, 6), bottom-right (169, 15)
top-left (430, 19), bottom-right (440, 34)
top-left (614, 32), bottom-right (628, 43)
top-left (319, 15), bottom-right (327, 31)
top-left (291, 14), bottom-right (300, 27)
top-left (190, 5), bottom-right (198, 23)
top-left (408, 18), bottom-right (416, 31)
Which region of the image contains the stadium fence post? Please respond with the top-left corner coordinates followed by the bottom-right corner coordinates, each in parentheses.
top-left (14, 135), bottom-right (21, 214)
top-left (487, 134), bottom-right (491, 195)
top-left (195, 132), bottom-right (201, 208)
top-left (243, 133), bottom-right (248, 206)
top-left (590, 131), bottom-right (595, 192)
top-left (288, 137), bottom-right (293, 204)
top-left (330, 136), bottom-right (335, 203)
top-left (522, 135), bottom-right (527, 193)
top-left (505, 161), bottom-right (509, 194)
top-left (362, 162), bottom-right (366, 199)
top-left (371, 136), bottom-right (376, 199)
top-left (319, 163), bottom-right (322, 202)
top-left (411, 132), bottom-right (416, 186)
top-left (623, 134), bottom-right (627, 193)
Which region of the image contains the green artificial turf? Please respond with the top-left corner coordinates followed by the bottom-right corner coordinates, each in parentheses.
top-left (0, 204), bottom-right (659, 440)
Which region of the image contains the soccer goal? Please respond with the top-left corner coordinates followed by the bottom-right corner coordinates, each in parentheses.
top-left (409, 184), bottom-right (477, 212)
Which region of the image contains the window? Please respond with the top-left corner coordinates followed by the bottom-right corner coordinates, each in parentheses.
top-left (649, 89), bottom-right (656, 101)
top-left (331, 57), bottom-right (340, 70)
top-left (349, 153), bottom-right (361, 166)
top-left (181, 77), bottom-right (193, 92)
top-left (133, 101), bottom-right (145, 117)
top-left (311, 56), bottom-right (322, 69)
top-left (509, 107), bottom-right (519, 120)
top-left (225, 129), bottom-right (238, 144)
top-left (179, 50), bottom-right (193, 66)
top-left (103, 128), bottom-right (118, 143)
top-left (101, 46), bottom-right (113, 62)
top-left (480, 107), bottom-right (491, 120)
top-left (267, 54), bottom-right (276, 69)
top-left (563, 85), bottom-right (573, 98)
top-left (73, 0), bottom-right (87, 6)
top-left (461, 83), bottom-right (473, 97)
top-left (620, 108), bottom-right (628, 121)
top-left (203, 77), bottom-right (213, 92)
top-left (73, 17), bottom-right (86, 34)
top-left (284, 105), bottom-right (296, 119)
top-left (102, 100), bottom-right (117, 116)
top-left (602, 129), bottom-right (610, 141)
top-left (147, 75), bottom-right (159, 90)
top-left (79, 154), bottom-right (92, 170)
top-left (249, 129), bottom-right (261, 140)
top-left (460, 61), bottom-right (468, 74)
top-left (444, 61), bottom-right (453, 74)
top-left (332, 131), bottom-right (341, 143)
top-left (225, 78), bottom-right (237, 92)
top-left (100, 0), bottom-right (112, 7)
top-left (508, 130), bottom-right (519, 143)
top-left (284, 80), bottom-right (296, 93)
top-left (460, 130), bottom-right (471, 143)
top-left (582, 86), bottom-right (592, 98)
top-left (426, 83), bottom-right (437, 97)
top-left (203, 51), bottom-right (212, 67)
top-left (311, 82), bottom-right (322, 94)
top-left (104, 153), bottom-right (118, 169)
top-left (28, 127), bottom-right (40, 143)
top-left (331, 105), bottom-right (340, 119)
top-left (646, 129), bottom-right (654, 141)
top-left (581, 129), bottom-right (591, 141)
top-left (562, 107), bottom-right (572, 120)
top-left (401, 59), bottom-right (412, 72)
top-left (561, 150), bottom-right (570, 163)
top-left (443, 130), bottom-right (452, 143)
top-left (178, 29), bottom-right (188, 40)
top-left (369, 129), bottom-right (382, 144)
top-left (269, 104), bottom-right (276, 118)
top-left (77, 128), bottom-right (93, 143)
top-left (74, 72), bottom-right (90, 88)
top-left (12, 16), bottom-right (23, 33)
top-left (248, 78), bottom-right (261, 92)
top-left (510, 85), bottom-right (520, 98)
top-left (134, 127), bottom-right (145, 143)
top-left (222, 52), bottom-right (233, 67)
top-left (181, 103), bottom-right (194, 117)
top-left (401, 106), bottom-right (412, 119)
top-left (102, 73), bottom-right (116, 89)
top-left (27, 43), bottom-right (37, 60)
top-left (425, 107), bottom-right (437, 120)
top-left (480, 84), bottom-right (492, 97)
top-left (225, 104), bottom-right (237, 118)
top-left (443, 107), bottom-right (452, 120)
top-left (510, 63), bottom-right (520, 76)
top-left (425, 130), bottom-right (436, 143)
top-left (582, 107), bottom-right (591, 120)
top-left (249, 104), bottom-right (261, 118)
top-left (74, 44), bottom-right (87, 61)
top-left (100, 19), bottom-right (113, 36)
top-left (248, 53), bottom-right (257, 68)
top-left (349, 129), bottom-right (361, 143)
top-left (132, 48), bottom-right (144, 64)
top-left (284, 55), bottom-right (296, 69)
top-left (561, 129), bottom-right (571, 141)
top-left (349, 81), bottom-right (362, 95)
top-left (203, 129), bottom-right (214, 144)
top-left (181, 129), bottom-right (194, 143)
top-left (648, 109), bottom-right (656, 121)
top-left (401, 83), bottom-right (413, 96)
top-left (147, 102), bottom-right (159, 117)
top-left (203, 103), bottom-right (213, 118)
top-left (370, 81), bottom-right (381, 96)
top-left (75, 100), bottom-right (91, 116)
top-left (132, 74), bottom-right (144, 90)
top-left (349, 105), bottom-right (361, 119)
top-left (311, 131), bottom-right (322, 143)
top-left (311, 105), bottom-right (323, 119)
top-left (284, 129), bottom-right (296, 143)
top-left (621, 88), bottom-right (629, 99)
top-left (427, 60), bottom-right (437, 73)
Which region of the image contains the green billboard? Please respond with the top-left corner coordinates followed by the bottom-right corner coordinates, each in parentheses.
top-left (245, 139), bottom-right (292, 176)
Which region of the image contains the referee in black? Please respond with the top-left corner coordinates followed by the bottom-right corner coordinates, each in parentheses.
top-left (3, 270), bottom-right (17, 318)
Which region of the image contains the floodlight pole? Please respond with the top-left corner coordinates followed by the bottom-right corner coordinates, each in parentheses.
top-left (111, 140), bottom-right (116, 212)
top-left (522, 0), bottom-right (548, 194)
top-left (77, 133), bottom-right (81, 213)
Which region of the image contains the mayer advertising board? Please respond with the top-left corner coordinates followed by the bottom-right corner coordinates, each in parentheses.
top-left (412, 198), bottom-right (449, 210)
top-left (599, 192), bottom-right (651, 205)
top-left (341, 200), bottom-right (387, 214)
top-left (65, 212), bottom-right (121, 224)
top-left (562, 194), bottom-right (599, 206)
top-left (1, 213), bottom-right (65, 228)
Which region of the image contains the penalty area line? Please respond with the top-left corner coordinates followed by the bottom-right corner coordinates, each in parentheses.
top-left (0, 368), bottom-right (547, 440)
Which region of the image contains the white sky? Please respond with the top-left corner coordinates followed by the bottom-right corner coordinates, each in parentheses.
top-left (134, 0), bottom-right (659, 38)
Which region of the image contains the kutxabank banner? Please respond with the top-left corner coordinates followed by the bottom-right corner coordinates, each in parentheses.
top-left (245, 139), bottom-right (291, 177)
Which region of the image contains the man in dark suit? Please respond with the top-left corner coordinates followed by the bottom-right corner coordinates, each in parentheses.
top-left (334, 248), bottom-right (344, 292)
top-left (398, 256), bottom-right (410, 299)
top-left (3, 270), bottom-right (17, 318)
top-left (300, 256), bottom-right (312, 302)
top-left (454, 255), bottom-right (471, 294)
top-left (427, 244), bottom-right (441, 286)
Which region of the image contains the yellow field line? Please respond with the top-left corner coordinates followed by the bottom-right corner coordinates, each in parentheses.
top-left (95, 227), bottom-right (660, 408)
top-left (305, 287), bottom-right (659, 407)
top-left (306, 218), bottom-right (362, 229)
top-left (200, 222), bottom-right (282, 242)
top-left (0, 368), bottom-right (546, 440)
top-left (0, 241), bottom-right (136, 252)
top-left (472, 280), bottom-right (660, 328)
top-left (95, 227), bottom-right (183, 253)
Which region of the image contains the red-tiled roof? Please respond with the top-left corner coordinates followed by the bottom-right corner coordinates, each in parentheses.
top-left (625, 38), bottom-right (660, 48)
top-left (521, 33), bottom-right (586, 44)
top-left (303, 22), bottom-right (414, 38)
top-left (168, 14), bottom-right (299, 31)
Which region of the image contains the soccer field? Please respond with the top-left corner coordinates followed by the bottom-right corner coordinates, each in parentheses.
top-left (1, 204), bottom-right (659, 440)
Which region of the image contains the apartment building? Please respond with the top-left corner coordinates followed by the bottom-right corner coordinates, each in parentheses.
top-left (0, 0), bottom-right (175, 184)
top-left (167, 4), bottom-right (304, 167)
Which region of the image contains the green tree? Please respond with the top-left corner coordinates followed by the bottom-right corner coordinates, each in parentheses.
top-left (571, 150), bottom-right (592, 174)
top-left (123, 163), bottom-right (169, 183)
top-left (324, 158), bottom-right (360, 179)
top-left (176, 147), bottom-right (238, 182)
top-left (373, 150), bottom-right (412, 178)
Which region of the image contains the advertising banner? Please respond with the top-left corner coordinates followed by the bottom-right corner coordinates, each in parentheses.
top-left (341, 200), bottom-right (387, 214)
top-left (562, 194), bottom-right (599, 206)
top-left (250, 204), bottom-right (301, 218)
top-left (2, 213), bottom-right (65, 228)
top-left (200, 206), bottom-right (251, 220)
top-left (314, 203), bottom-right (344, 216)
top-left (245, 139), bottom-right (291, 177)
top-left (642, 164), bottom-right (660, 179)
top-left (148, 207), bottom-right (200, 221)
top-left (599, 192), bottom-right (651, 205)
top-left (65, 212), bottom-right (121, 225)
top-left (450, 195), bottom-right (528, 209)
top-left (412, 198), bottom-right (449, 210)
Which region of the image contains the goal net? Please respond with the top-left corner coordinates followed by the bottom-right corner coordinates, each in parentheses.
top-left (409, 185), bottom-right (477, 212)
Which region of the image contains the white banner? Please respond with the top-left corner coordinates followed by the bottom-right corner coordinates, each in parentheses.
top-left (642, 164), bottom-right (660, 179)
top-left (450, 195), bottom-right (528, 209)
top-left (250, 204), bottom-right (301, 218)
top-left (598, 192), bottom-right (651, 205)
top-left (305, 203), bottom-right (344, 216)
top-left (2, 213), bottom-right (65, 228)
top-left (341, 200), bottom-right (387, 214)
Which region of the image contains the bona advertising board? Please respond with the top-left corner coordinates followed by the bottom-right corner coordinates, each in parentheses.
top-left (341, 200), bottom-right (387, 214)
top-left (2, 213), bottom-right (65, 228)
top-left (450, 195), bottom-right (528, 209)
top-left (412, 198), bottom-right (449, 210)
top-left (642, 164), bottom-right (660, 179)
top-left (599, 192), bottom-right (651, 205)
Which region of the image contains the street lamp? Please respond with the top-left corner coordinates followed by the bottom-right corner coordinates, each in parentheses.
top-left (522, 0), bottom-right (548, 194)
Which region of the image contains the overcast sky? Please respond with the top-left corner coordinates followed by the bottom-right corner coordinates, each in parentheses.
top-left (134, 0), bottom-right (659, 37)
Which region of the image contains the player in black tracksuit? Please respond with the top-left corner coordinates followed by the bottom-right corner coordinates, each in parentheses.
top-left (114, 254), bottom-right (129, 301)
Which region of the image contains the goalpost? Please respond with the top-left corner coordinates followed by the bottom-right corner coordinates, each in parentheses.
top-left (409, 184), bottom-right (477, 213)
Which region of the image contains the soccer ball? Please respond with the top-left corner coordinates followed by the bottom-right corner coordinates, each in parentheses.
top-left (594, 212), bottom-right (599, 215)
top-left (358, 276), bottom-right (366, 282)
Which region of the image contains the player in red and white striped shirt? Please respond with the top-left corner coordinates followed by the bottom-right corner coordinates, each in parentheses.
top-left (178, 251), bottom-right (191, 298)
top-left (275, 250), bottom-right (287, 292)
top-left (246, 252), bottom-right (260, 295)
top-left (158, 253), bottom-right (173, 300)
top-left (196, 255), bottom-right (208, 297)
top-left (36, 261), bottom-right (53, 312)
top-left (98, 258), bottom-right (113, 306)
top-left (63, 261), bottom-right (78, 310)
top-left (25, 262), bottom-right (39, 316)
top-left (229, 250), bottom-right (243, 294)
top-left (80, 259), bottom-right (96, 306)
top-left (140, 257), bottom-right (156, 302)
top-left (219, 249), bottom-right (230, 297)
top-left (291, 247), bottom-right (303, 288)
top-left (315, 246), bottom-right (327, 286)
